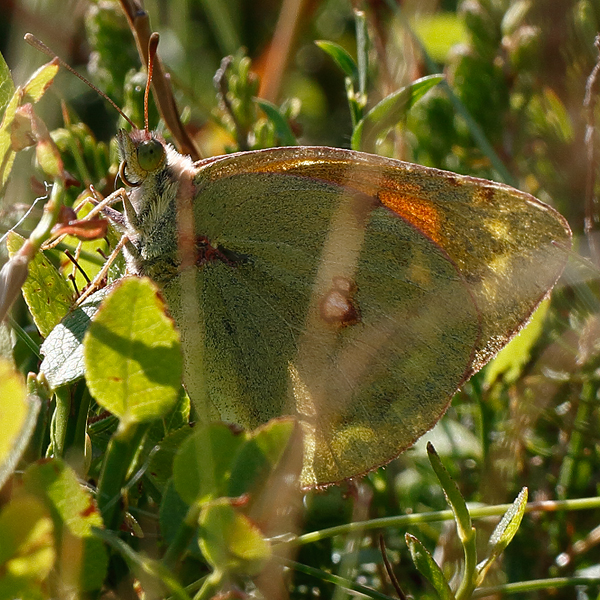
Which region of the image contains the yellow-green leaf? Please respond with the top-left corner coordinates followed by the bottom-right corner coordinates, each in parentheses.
top-left (7, 232), bottom-right (75, 337)
top-left (199, 500), bottom-right (271, 577)
top-left (0, 359), bottom-right (39, 491)
top-left (83, 277), bottom-right (182, 424)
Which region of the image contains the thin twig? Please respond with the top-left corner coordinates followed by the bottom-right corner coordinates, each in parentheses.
top-left (213, 56), bottom-right (249, 151)
top-left (584, 34), bottom-right (600, 266)
top-left (378, 534), bottom-right (407, 600)
top-left (117, 0), bottom-right (200, 159)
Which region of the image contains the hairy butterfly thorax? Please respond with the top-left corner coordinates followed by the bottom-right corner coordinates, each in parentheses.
top-left (117, 129), bottom-right (196, 284)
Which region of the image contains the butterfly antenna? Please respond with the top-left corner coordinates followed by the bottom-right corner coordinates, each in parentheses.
top-left (24, 33), bottom-right (138, 130)
top-left (144, 33), bottom-right (160, 133)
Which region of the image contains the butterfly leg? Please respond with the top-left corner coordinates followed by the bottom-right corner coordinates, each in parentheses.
top-left (75, 233), bottom-right (130, 304)
top-left (84, 187), bottom-right (129, 219)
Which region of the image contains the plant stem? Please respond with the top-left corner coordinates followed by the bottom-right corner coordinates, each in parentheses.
top-left (557, 380), bottom-right (594, 500)
top-left (472, 576), bottom-right (600, 597)
top-left (455, 526), bottom-right (478, 600)
top-left (286, 496), bottom-right (600, 548)
top-left (162, 502), bottom-right (202, 569)
top-left (23, 374), bottom-right (49, 462)
top-left (96, 420), bottom-right (149, 530)
top-left (193, 570), bottom-right (224, 600)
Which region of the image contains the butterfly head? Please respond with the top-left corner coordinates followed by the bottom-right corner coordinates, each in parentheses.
top-left (117, 129), bottom-right (167, 188)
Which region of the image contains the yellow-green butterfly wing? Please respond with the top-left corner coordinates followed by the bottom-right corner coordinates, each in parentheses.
top-left (144, 146), bottom-right (571, 488)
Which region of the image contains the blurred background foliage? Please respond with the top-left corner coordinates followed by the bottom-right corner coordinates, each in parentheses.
top-left (0, 0), bottom-right (599, 598)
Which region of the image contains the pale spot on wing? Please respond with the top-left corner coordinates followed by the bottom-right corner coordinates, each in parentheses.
top-left (407, 247), bottom-right (434, 288)
top-left (320, 276), bottom-right (359, 327)
top-left (480, 253), bottom-right (511, 304)
top-left (331, 425), bottom-right (375, 456)
top-left (484, 217), bottom-right (511, 240)
top-left (488, 253), bottom-right (511, 275)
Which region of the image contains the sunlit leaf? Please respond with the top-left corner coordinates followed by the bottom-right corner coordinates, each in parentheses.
top-left (351, 75), bottom-right (444, 152)
top-left (40, 287), bottom-right (109, 389)
top-left (405, 533), bottom-right (454, 600)
top-left (484, 299), bottom-right (549, 386)
top-left (199, 500), bottom-right (271, 576)
top-left (315, 40), bottom-right (359, 82)
top-left (0, 360), bottom-right (39, 491)
top-left (83, 277), bottom-right (182, 424)
top-left (7, 232), bottom-right (75, 338)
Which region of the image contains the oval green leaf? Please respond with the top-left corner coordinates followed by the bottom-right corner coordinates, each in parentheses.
top-left (351, 74), bottom-right (444, 152)
top-left (83, 277), bottom-right (182, 425)
top-left (0, 494), bottom-right (55, 596)
top-left (40, 287), bottom-right (109, 389)
top-left (315, 40), bottom-right (359, 82)
top-left (173, 423), bottom-right (245, 505)
top-left (255, 98), bottom-right (297, 146)
top-left (405, 533), bottom-right (454, 600)
top-left (7, 232), bottom-right (75, 337)
top-left (22, 59), bottom-right (60, 105)
top-left (198, 501), bottom-right (271, 576)
top-left (0, 49), bottom-right (15, 119)
top-left (0, 360), bottom-right (39, 490)
top-left (228, 418), bottom-right (296, 497)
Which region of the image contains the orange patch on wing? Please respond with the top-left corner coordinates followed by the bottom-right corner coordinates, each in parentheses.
top-left (378, 190), bottom-right (442, 244)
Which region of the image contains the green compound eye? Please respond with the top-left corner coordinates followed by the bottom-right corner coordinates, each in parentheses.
top-left (137, 139), bottom-right (165, 171)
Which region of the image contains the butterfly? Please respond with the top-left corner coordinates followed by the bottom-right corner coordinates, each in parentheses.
top-left (23, 32), bottom-right (569, 488)
top-left (114, 127), bottom-right (571, 488)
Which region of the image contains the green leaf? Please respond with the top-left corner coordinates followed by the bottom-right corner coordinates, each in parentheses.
top-left (426, 442), bottom-right (472, 542)
top-left (255, 98), bottom-right (297, 146)
top-left (405, 533), bottom-right (454, 600)
top-left (315, 40), bottom-right (359, 82)
top-left (21, 60), bottom-right (60, 104)
top-left (0, 50), bottom-right (15, 119)
top-left (7, 232), bottom-right (75, 338)
top-left (501, 1), bottom-right (532, 35)
top-left (228, 418), bottom-right (295, 497)
top-left (489, 486), bottom-right (528, 551)
top-left (411, 13), bottom-right (468, 62)
top-left (159, 480), bottom-right (194, 548)
top-left (173, 422), bottom-right (245, 505)
top-left (0, 360), bottom-right (27, 462)
top-left (0, 360), bottom-right (39, 490)
top-left (77, 537), bottom-right (110, 592)
top-left (23, 459), bottom-right (103, 537)
top-left (527, 87), bottom-right (574, 144)
top-left (354, 10), bottom-right (368, 97)
top-left (142, 391), bottom-right (191, 492)
top-left (40, 287), bottom-right (109, 389)
top-left (0, 92), bottom-right (21, 190)
top-left (83, 277), bottom-right (182, 425)
top-left (0, 494), bottom-right (55, 592)
top-left (0, 60), bottom-right (59, 191)
top-left (351, 74), bottom-right (444, 152)
top-left (147, 426), bottom-right (194, 492)
top-left (484, 299), bottom-right (549, 386)
top-left (476, 487), bottom-right (528, 586)
top-left (23, 459), bottom-right (108, 592)
top-left (199, 500), bottom-right (271, 576)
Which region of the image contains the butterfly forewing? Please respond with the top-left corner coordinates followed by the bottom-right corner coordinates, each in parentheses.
top-left (121, 141), bottom-right (570, 487)
top-left (152, 145), bottom-right (572, 487)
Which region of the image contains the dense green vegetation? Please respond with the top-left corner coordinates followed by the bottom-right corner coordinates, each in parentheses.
top-left (0, 0), bottom-right (598, 598)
